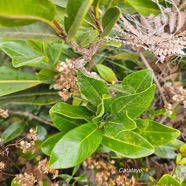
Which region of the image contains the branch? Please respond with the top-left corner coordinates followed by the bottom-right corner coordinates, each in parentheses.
top-left (139, 52), bottom-right (167, 104)
top-left (8, 110), bottom-right (54, 127)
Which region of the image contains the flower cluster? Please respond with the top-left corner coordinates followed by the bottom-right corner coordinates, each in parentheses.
top-left (84, 156), bottom-right (116, 185)
top-left (164, 86), bottom-right (186, 115)
top-left (0, 162), bottom-right (5, 172)
top-left (84, 156), bottom-right (137, 185)
top-left (0, 108), bottom-right (9, 119)
top-left (54, 59), bottom-right (79, 101)
top-left (172, 87), bottom-right (186, 108)
top-left (14, 173), bottom-right (37, 186)
top-left (17, 128), bottom-right (37, 154)
top-left (165, 103), bottom-right (173, 115)
top-left (38, 158), bottom-right (59, 179)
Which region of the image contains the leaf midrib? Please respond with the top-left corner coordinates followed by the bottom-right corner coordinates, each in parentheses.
top-left (135, 71), bottom-right (150, 92)
top-left (52, 125), bottom-right (98, 165)
top-left (104, 135), bottom-right (153, 150)
top-left (115, 85), bottom-right (154, 113)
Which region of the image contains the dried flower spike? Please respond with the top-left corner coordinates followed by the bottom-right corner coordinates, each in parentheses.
top-left (54, 59), bottom-right (79, 101)
top-left (19, 140), bottom-right (36, 154)
top-left (38, 158), bottom-right (58, 179)
top-left (0, 161), bottom-right (5, 172)
top-left (27, 128), bottom-right (38, 141)
top-left (14, 173), bottom-right (37, 186)
top-left (0, 108), bottom-right (9, 118)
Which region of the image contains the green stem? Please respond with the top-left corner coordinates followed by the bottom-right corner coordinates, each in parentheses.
top-left (95, 1), bottom-right (103, 33)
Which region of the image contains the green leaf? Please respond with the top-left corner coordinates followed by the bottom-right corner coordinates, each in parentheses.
top-left (156, 174), bottom-right (181, 186)
top-left (41, 132), bottom-right (64, 156)
top-left (92, 96), bottom-right (107, 123)
top-left (37, 69), bottom-right (57, 84)
top-left (0, 0), bottom-right (56, 27)
top-left (0, 86), bottom-right (60, 106)
top-left (77, 70), bottom-right (110, 106)
top-left (84, 13), bottom-right (98, 29)
top-left (2, 121), bottom-right (25, 143)
top-left (134, 120), bottom-right (180, 147)
top-left (93, 0), bottom-right (109, 6)
top-left (101, 7), bottom-right (120, 37)
top-left (50, 112), bottom-right (86, 132)
top-left (103, 40), bottom-right (121, 47)
top-left (104, 111), bottom-right (136, 135)
top-left (50, 102), bottom-right (93, 121)
top-left (111, 85), bottom-right (156, 118)
top-left (11, 180), bottom-right (21, 186)
top-left (43, 42), bottom-right (65, 65)
top-left (126, 0), bottom-right (160, 16)
top-left (35, 125), bottom-right (48, 141)
top-left (0, 66), bottom-right (41, 96)
top-left (76, 29), bottom-right (99, 48)
top-left (50, 102), bottom-right (93, 131)
top-left (122, 69), bottom-right (153, 93)
top-left (102, 131), bottom-right (154, 158)
top-left (96, 64), bottom-right (117, 83)
top-left (49, 123), bottom-right (103, 168)
top-left (108, 84), bottom-right (136, 96)
top-left (155, 143), bottom-right (177, 159)
top-left (50, 0), bottom-right (67, 7)
top-left (0, 22), bottom-right (61, 41)
top-left (0, 41), bottom-right (45, 68)
top-left (64, 0), bottom-right (93, 40)
top-left (109, 53), bottom-right (139, 61)
top-left (174, 165), bottom-right (186, 184)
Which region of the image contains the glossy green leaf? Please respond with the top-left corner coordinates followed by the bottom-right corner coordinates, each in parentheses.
top-left (0, 41), bottom-right (45, 68)
top-left (50, 112), bottom-right (86, 132)
top-left (0, 66), bottom-right (41, 96)
top-left (50, 102), bottom-right (93, 124)
top-left (49, 123), bottom-right (103, 168)
top-left (122, 69), bottom-right (153, 93)
top-left (0, 87), bottom-right (60, 106)
top-left (0, 22), bottom-right (60, 41)
top-left (134, 120), bottom-right (180, 147)
top-left (96, 64), bottom-right (117, 83)
top-left (126, 0), bottom-right (160, 16)
top-left (50, 103), bottom-right (93, 132)
top-left (2, 121), bottom-right (25, 143)
top-left (77, 70), bottom-right (110, 106)
top-left (156, 174), bottom-right (181, 186)
top-left (41, 132), bottom-right (64, 156)
top-left (101, 7), bottom-right (120, 37)
top-left (102, 131), bottom-right (154, 158)
top-left (64, 0), bottom-right (93, 40)
top-left (0, 0), bottom-right (56, 27)
top-left (104, 111), bottom-right (136, 135)
top-left (111, 85), bottom-right (156, 118)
